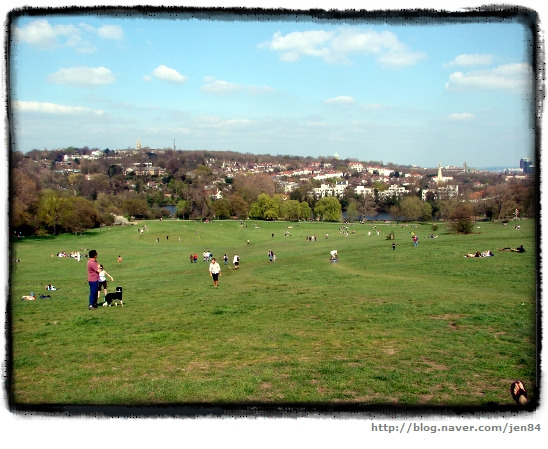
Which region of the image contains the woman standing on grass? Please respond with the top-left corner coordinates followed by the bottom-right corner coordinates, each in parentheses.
top-left (209, 257), bottom-right (221, 287)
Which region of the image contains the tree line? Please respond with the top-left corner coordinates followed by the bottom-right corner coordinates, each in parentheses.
top-left (10, 148), bottom-right (536, 236)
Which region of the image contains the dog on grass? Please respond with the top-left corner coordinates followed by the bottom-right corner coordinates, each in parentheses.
top-left (102, 286), bottom-right (123, 307)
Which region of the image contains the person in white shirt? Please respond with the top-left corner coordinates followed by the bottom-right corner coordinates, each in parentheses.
top-left (233, 254), bottom-right (240, 269)
top-left (208, 258), bottom-right (221, 287)
top-left (98, 264), bottom-right (114, 300)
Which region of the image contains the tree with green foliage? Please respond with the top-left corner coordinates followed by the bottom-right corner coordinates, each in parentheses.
top-left (299, 201), bottom-right (311, 220)
top-left (122, 198), bottom-right (150, 218)
top-left (314, 196), bottom-right (342, 221)
top-left (280, 199), bottom-right (301, 221)
top-left (228, 194), bottom-right (249, 219)
top-left (176, 200), bottom-right (191, 219)
top-left (59, 196), bottom-right (99, 233)
top-left (249, 192), bottom-right (279, 220)
top-left (346, 200), bottom-right (360, 222)
top-left (212, 198), bottom-right (231, 219)
top-left (394, 196), bottom-right (432, 221)
top-left (38, 189), bottom-right (64, 234)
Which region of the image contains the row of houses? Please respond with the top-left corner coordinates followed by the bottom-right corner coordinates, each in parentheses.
top-left (309, 181), bottom-right (417, 200)
top-left (308, 180), bottom-right (459, 201)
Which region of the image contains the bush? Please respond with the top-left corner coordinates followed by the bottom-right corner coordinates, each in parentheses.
top-left (447, 217), bottom-right (474, 234)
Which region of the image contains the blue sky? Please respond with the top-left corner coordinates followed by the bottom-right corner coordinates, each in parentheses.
top-left (9, 7), bottom-right (536, 168)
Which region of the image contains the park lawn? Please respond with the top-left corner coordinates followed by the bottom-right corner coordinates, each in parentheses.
top-left (8, 218), bottom-right (537, 409)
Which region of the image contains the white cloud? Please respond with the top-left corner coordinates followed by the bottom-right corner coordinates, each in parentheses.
top-left (13, 19), bottom-right (123, 52)
top-left (377, 50), bottom-right (427, 68)
top-left (47, 66), bottom-right (116, 86)
top-left (202, 79), bottom-right (244, 95)
top-left (12, 100), bottom-right (105, 116)
top-left (324, 96), bottom-right (356, 104)
top-left (201, 78), bottom-right (273, 95)
top-left (97, 25), bottom-right (124, 40)
top-left (152, 65), bottom-right (188, 83)
top-left (446, 112), bottom-right (476, 121)
top-left (444, 54), bottom-right (493, 68)
top-left (445, 63), bottom-right (533, 91)
top-left (262, 30), bottom-right (333, 62)
top-left (14, 19), bottom-right (81, 50)
top-left (261, 28), bottom-right (426, 67)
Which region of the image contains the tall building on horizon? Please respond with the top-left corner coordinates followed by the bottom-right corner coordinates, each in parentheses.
top-left (520, 158), bottom-right (533, 174)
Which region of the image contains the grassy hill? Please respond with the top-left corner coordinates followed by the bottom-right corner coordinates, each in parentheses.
top-left (8, 218), bottom-right (537, 410)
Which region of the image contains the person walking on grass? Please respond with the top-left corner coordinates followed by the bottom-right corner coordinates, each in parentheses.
top-left (209, 257), bottom-right (221, 287)
top-left (87, 250), bottom-right (100, 310)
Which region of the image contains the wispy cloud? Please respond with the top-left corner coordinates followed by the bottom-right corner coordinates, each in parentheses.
top-left (12, 100), bottom-right (105, 116)
top-left (444, 53), bottom-right (493, 68)
top-left (201, 77), bottom-right (274, 95)
top-left (445, 63), bottom-right (533, 91)
top-left (47, 66), bottom-right (116, 86)
top-left (151, 65), bottom-right (188, 83)
top-left (324, 96), bottom-right (356, 105)
top-left (260, 28), bottom-right (426, 67)
top-left (446, 112), bottom-right (476, 121)
top-left (96, 24), bottom-right (124, 40)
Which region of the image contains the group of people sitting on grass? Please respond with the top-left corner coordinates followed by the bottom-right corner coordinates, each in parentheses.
top-left (498, 245), bottom-right (526, 253)
top-left (464, 244), bottom-right (525, 258)
top-left (465, 250), bottom-right (494, 258)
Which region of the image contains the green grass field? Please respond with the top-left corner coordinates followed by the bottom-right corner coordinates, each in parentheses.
top-left (8, 218), bottom-right (538, 410)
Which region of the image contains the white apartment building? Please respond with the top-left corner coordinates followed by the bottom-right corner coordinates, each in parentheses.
top-left (311, 181), bottom-right (349, 199)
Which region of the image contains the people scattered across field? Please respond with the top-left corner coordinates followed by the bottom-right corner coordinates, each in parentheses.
top-left (413, 235), bottom-right (419, 247)
top-left (208, 257), bottom-right (221, 287)
top-left (498, 245), bottom-right (525, 253)
top-left (268, 250), bottom-right (274, 262)
top-left (223, 254), bottom-right (229, 265)
top-left (117, 255), bottom-right (123, 263)
top-left (56, 251), bottom-right (82, 259)
top-left (45, 284), bottom-right (57, 290)
top-left (427, 234), bottom-right (438, 239)
top-left (233, 254), bottom-right (240, 269)
top-left (330, 250), bottom-right (338, 262)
